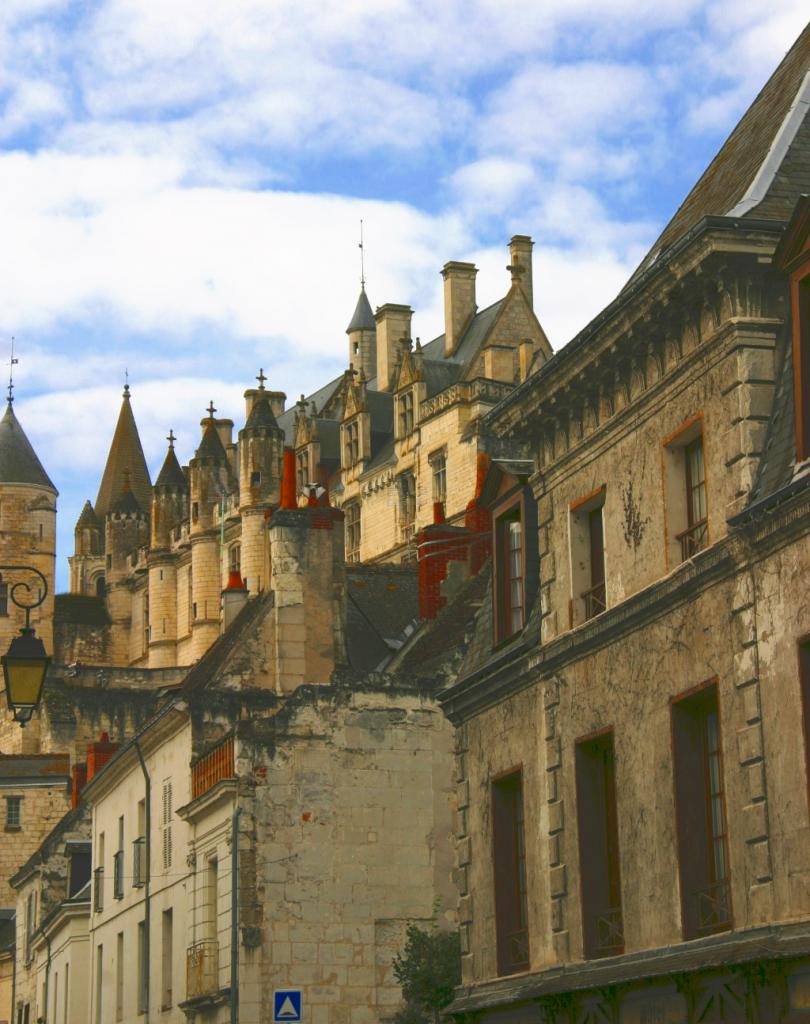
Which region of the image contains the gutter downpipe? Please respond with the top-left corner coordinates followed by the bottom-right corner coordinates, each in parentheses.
top-left (230, 804), bottom-right (242, 1024)
top-left (134, 739), bottom-right (151, 1024)
top-left (43, 933), bottom-right (51, 1022)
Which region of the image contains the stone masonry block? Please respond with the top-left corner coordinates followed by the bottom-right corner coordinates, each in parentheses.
top-left (458, 836), bottom-right (472, 866)
top-left (548, 834), bottom-right (561, 867)
top-left (746, 839), bottom-right (773, 885)
top-left (552, 930), bottom-right (569, 960)
top-left (733, 645), bottom-right (759, 688)
top-left (546, 736), bottom-right (561, 771)
top-left (742, 801), bottom-right (769, 844)
top-left (548, 800), bottom-right (564, 835)
top-left (549, 864), bottom-right (567, 898)
top-left (551, 896), bottom-right (564, 933)
top-left (546, 769), bottom-right (559, 803)
top-left (457, 779), bottom-right (470, 809)
top-left (731, 573), bottom-right (754, 614)
top-left (737, 724), bottom-right (763, 766)
top-left (740, 682), bottom-right (761, 725)
top-left (544, 679), bottom-right (560, 709)
top-left (538, 495), bottom-right (554, 527)
top-left (459, 894), bottom-right (472, 925)
top-left (544, 707), bottom-right (556, 741)
top-left (747, 761), bottom-right (767, 803)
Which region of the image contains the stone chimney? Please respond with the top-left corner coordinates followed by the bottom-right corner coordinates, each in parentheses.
top-left (375, 304), bottom-right (412, 393)
top-left (267, 502), bottom-right (346, 693)
top-left (222, 570), bottom-right (248, 632)
top-left (508, 235), bottom-right (534, 308)
top-left (442, 261), bottom-right (477, 357)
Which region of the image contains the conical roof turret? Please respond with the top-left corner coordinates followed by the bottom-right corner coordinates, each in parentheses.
top-left (109, 472), bottom-right (144, 516)
top-left (75, 499), bottom-right (101, 530)
top-left (196, 420), bottom-right (229, 461)
top-left (95, 385), bottom-right (152, 518)
top-left (244, 392), bottom-right (280, 431)
top-left (346, 286), bottom-right (376, 334)
top-left (0, 402), bottom-right (57, 492)
top-left (155, 437), bottom-right (188, 490)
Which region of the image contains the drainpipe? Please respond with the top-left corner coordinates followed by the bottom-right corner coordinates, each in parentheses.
top-left (134, 739), bottom-right (151, 1024)
top-left (230, 805), bottom-right (242, 1024)
top-left (11, 914), bottom-right (16, 1024)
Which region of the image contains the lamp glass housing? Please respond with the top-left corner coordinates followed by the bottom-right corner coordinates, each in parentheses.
top-left (2, 630), bottom-right (50, 718)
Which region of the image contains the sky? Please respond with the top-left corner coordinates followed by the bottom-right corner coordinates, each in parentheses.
top-left (0, 1), bottom-right (807, 591)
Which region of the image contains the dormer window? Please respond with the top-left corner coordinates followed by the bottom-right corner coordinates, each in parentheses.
top-left (398, 390), bottom-right (414, 437)
top-left (296, 450), bottom-right (310, 492)
top-left (495, 505), bottom-right (524, 641)
top-left (398, 472), bottom-right (416, 538)
top-left (344, 421), bottom-right (360, 467)
top-left (345, 502), bottom-right (361, 562)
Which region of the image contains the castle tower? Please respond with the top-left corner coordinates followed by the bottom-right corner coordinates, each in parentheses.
top-left (71, 384), bottom-right (152, 598)
top-left (104, 475), bottom-right (149, 664)
top-left (238, 373), bottom-right (284, 597)
top-left (189, 405), bottom-right (234, 661)
top-left (346, 286), bottom-right (376, 381)
top-left (147, 433), bottom-right (188, 668)
top-left (0, 401), bottom-right (58, 660)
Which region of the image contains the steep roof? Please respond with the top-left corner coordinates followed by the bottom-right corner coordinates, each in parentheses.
top-left (629, 23), bottom-right (810, 284)
top-left (95, 388), bottom-right (152, 518)
top-left (195, 421), bottom-right (229, 461)
top-left (346, 287), bottom-right (376, 334)
top-left (155, 445), bottom-right (188, 490)
top-left (345, 563), bottom-right (419, 673)
top-left (109, 481), bottom-right (143, 516)
top-left (244, 393), bottom-right (280, 431)
top-left (0, 403), bottom-right (56, 491)
top-left (75, 499), bottom-right (101, 530)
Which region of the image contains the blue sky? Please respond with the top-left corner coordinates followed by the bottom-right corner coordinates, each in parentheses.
top-left (0, 0), bottom-right (806, 591)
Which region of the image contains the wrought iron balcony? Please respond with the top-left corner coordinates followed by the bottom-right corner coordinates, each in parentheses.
top-left (593, 906), bottom-right (624, 957)
top-left (132, 836), bottom-right (146, 887)
top-left (695, 878), bottom-right (732, 935)
top-left (505, 928), bottom-right (529, 971)
top-left (677, 518), bottom-right (708, 561)
top-left (187, 939), bottom-right (220, 999)
top-left (581, 580), bottom-right (607, 621)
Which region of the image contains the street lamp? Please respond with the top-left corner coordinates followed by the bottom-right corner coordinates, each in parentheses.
top-left (0, 565), bottom-right (50, 726)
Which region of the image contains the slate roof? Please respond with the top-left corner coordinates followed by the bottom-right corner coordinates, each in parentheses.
top-left (195, 421), bottom-right (229, 461)
top-left (0, 752), bottom-right (71, 782)
top-left (0, 403), bottom-right (56, 491)
top-left (346, 564), bottom-right (419, 673)
top-left (629, 23), bottom-right (810, 285)
top-left (9, 804), bottom-right (90, 890)
top-left (95, 389), bottom-right (152, 519)
top-left (155, 446), bottom-right (188, 490)
top-left (420, 298), bottom-right (505, 368)
top-left (346, 287), bottom-right (376, 334)
top-left (109, 484), bottom-right (143, 516)
top-left (748, 326), bottom-right (797, 505)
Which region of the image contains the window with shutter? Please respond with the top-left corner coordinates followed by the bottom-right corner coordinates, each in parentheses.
top-left (162, 780), bottom-right (173, 870)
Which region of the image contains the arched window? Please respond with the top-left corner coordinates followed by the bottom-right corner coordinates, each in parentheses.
top-left (95, 575), bottom-right (106, 598)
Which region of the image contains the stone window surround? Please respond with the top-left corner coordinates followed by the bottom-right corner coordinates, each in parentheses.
top-left (4, 794), bottom-right (22, 831)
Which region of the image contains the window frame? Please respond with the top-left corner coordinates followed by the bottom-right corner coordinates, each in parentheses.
top-left (569, 486), bottom-right (607, 625)
top-left (661, 414), bottom-right (710, 569)
top-left (343, 419), bottom-right (360, 467)
top-left (429, 448), bottom-right (447, 506)
top-left (5, 795), bottom-right (22, 830)
top-left (344, 501), bottom-right (361, 563)
top-left (491, 766), bottom-right (530, 977)
top-left (491, 485), bottom-right (538, 647)
top-left (670, 678), bottom-right (732, 940)
top-left (397, 389), bottom-right (415, 438)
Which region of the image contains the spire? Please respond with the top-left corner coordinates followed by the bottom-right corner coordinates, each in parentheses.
top-left (7, 337), bottom-right (18, 405)
top-left (95, 385), bottom-right (152, 519)
top-left (0, 403), bottom-right (57, 491)
top-left (346, 287), bottom-right (376, 334)
top-left (75, 499), bottom-right (101, 530)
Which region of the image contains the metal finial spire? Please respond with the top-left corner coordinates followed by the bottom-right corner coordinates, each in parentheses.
top-left (166, 429), bottom-right (176, 450)
top-left (359, 219), bottom-right (366, 290)
top-left (256, 368), bottom-right (267, 390)
top-left (206, 400), bottom-right (216, 420)
top-left (123, 368), bottom-right (130, 398)
top-left (7, 337), bottom-right (18, 404)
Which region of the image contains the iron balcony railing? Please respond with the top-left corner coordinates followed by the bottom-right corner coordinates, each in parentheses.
top-left (187, 939), bottom-right (220, 999)
top-left (113, 850), bottom-right (124, 899)
top-left (593, 906), bottom-right (624, 957)
top-left (505, 928), bottom-right (529, 971)
top-left (581, 580), bottom-right (607, 621)
top-left (677, 518), bottom-right (708, 561)
top-left (93, 866), bottom-right (104, 913)
top-left (695, 878), bottom-right (732, 935)
top-left (132, 836), bottom-right (146, 887)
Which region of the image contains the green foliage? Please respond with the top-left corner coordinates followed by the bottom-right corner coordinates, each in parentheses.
top-left (392, 916), bottom-right (461, 1024)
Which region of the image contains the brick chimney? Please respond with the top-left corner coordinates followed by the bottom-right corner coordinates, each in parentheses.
top-left (86, 732), bottom-right (119, 782)
top-left (508, 235), bottom-right (534, 308)
top-left (375, 304), bottom-right (412, 393)
top-left (442, 261), bottom-right (477, 357)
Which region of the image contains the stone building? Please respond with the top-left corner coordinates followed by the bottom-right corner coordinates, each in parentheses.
top-left (61, 234), bottom-right (550, 670)
top-left (427, 22), bottom-right (810, 1024)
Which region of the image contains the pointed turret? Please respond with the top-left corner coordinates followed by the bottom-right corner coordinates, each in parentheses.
top-left (0, 403), bottom-right (56, 492)
top-left (95, 384), bottom-right (152, 520)
top-left (346, 286), bottom-right (377, 382)
top-left (74, 500), bottom-right (102, 557)
top-left (151, 431), bottom-right (188, 550)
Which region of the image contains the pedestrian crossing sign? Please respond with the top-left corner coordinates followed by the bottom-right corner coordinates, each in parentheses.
top-left (274, 990), bottom-right (303, 1023)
